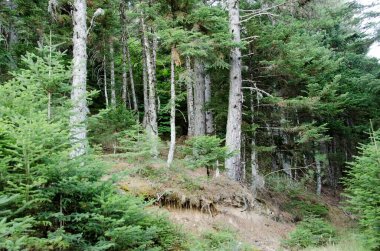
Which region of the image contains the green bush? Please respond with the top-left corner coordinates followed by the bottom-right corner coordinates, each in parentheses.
top-left (88, 106), bottom-right (137, 151)
top-left (115, 125), bottom-right (163, 160)
top-left (265, 174), bottom-right (305, 196)
top-left (186, 227), bottom-right (253, 251)
top-left (343, 131), bottom-right (380, 250)
top-left (283, 217), bottom-right (337, 249)
top-left (284, 199), bottom-right (328, 220)
top-left (0, 50), bottom-right (183, 250)
top-left (183, 136), bottom-right (229, 176)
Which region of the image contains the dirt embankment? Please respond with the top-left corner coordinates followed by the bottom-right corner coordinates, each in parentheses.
top-left (104, 159), bottom-right (294, 250)
top-left (105, 158), bottom-right (351, 251)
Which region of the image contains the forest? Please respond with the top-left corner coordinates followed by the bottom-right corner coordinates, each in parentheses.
top-left (0, 0), bottom-right (379, 250)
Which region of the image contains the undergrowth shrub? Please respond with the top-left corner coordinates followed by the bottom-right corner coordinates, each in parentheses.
top-left (183, 136), bottom-right (229, 176)
top-left (186, 226), bottom-right (253, 251)
top-left (265, 174), bottom-right (305, 196)
top-left (0, 49), bottom-right (183, 250)
top-left (284, 200), bottom-right (328, 220)
top-left (115, 125), bottom-right (163, 160)
top-left (283, 217), bottom-right (337, 250)
top-left (88, 106), bottom-right (136, 151)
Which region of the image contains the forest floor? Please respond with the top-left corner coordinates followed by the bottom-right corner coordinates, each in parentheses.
top-left (102, 155), bottom-right (353, 251)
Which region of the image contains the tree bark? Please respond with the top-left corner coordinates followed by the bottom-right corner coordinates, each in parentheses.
top-left (70, 0), bottom-right (88, 157)
top-left (316, 155), bottom-right (322, 196)
top-left (205, 72), bottom-right (214, 135)
top-left (121, 28), bottom-right (131, 108)
top-left (141, 15), bottom-right (158, 157)
top-left (193, 58), bottom-right (206, 136)
top-left (279, 112), bottom-right (292, 178)
top-left (122, 39), bottom-right (131, 109)
top-left (109, 39), bottom-right (117, 107)
top-left (120, 1), bottom-right (134, 110)
top-left (250, 89), bottom-right (259, 195)
top-left (186, 56), bottom-right (195, 137)
top-left (103, 54), bottom-right (109, 108)
top-left (225, 0), bottom-right (243, 181)
top-left (47, 92), bottom-right (52, 120)
top-left (141, 35), bottom-right (149, 127)
top-left (126, 32), bottom-right (138, 111)
top-left (167, 46), bottom-right (176, 166)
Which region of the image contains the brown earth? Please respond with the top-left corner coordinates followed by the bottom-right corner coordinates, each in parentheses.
top-left (103, 156), bottom-right (352, 251)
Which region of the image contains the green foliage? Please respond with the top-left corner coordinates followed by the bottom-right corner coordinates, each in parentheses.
top-left (0, 51), bottom-right (182, 250)
top-left (183, 136), bottom-right (229, 175)
top-left (343, 131), bottom-right (380, 250)
top-left (284, 200), bottom-right (328, 220)
top-left (302, 232), bottom-right (367, 251)
top-left (283, 217), bottom-right (337, 249)
top-left (265, 174), bottom-right (305, 196)
top-left (116, 125), bottom-right (162, 159)
top-left (186, 227), bottom-right (253, 251)
top-left (88, 106), bottom-right (136, 150)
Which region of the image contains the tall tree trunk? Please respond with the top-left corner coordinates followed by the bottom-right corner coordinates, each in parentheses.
top-left (47, 35), bottom-right (52, 120)
top-left (141, 35), bottom-right (149, 127)
top-left (193, 58), bottom-right (206, 136)
top-left (316, 155), bottom-right (322, 196)
top-left (70, 0), bottom-right (88, 157)
top-left (151, 30), bottom-right (158, 90)
top-left (126, 33), bottom-right (138, 111)
top-left (103, 54), bottom-right (109, 108)
top-left (242, 134), bottom-right (247, 182)
top-left (6, 0), bottom-right (17, 48)
top-left (250, 89), bottom-right (259, 195)
top-left (167, 46), bottom-right (176, 166)
top-left (109, 39), bottom-right (116, 107)
top-left (120, 1), bottom-right (133, 110)
top-left (48, 92), bottom-right (52, 120)
top-left (279, 112), bottom-right (292, 178)
top-left (186, 56), bottom-right (195, 137)
top-left (225, 0), bottom-right (243, 181)
top-left (122, 41), bottom-right (131, 109)
top-left (205, 72), bottom-right (214, 135)
top-left (141, 15), bottom-right (158, 157)
top-left (121, 32), bottom-right (131, 108)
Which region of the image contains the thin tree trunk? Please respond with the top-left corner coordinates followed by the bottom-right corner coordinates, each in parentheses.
top-left (316, 155), bottom-right (322, 196)
top-left (225, 0), bottom-right (243, 181)
top-left (250, 89), bottom-right (259, 195)
top-left (186, 56), bottom-right (195, 137)
top-left (121, 35), bottom-right (131, 109)
top-left (47, 34), bottom-right (52, 120)
top-left (141, 35), bottom-right (149, 127)
top-left (205, 72), bottom-right (214, 135)
top-left (242, 134), bottom-right (246, 182)
top-left (280, 112), bottom-right (292, 178)
top-left (70, 0), bottom-right (88, 157)
top-left (120, 1), bottom-right (132, 109)
top-left (47, 92), bottom-right (52, 120)
top-left (103, 54), bottom-right (109, 108)
top-left (109, 39), bottom-right (116, 107)
top-left (151, 30), bottom-right (158, 89)
top-left (6, 0), bottom-right (17, 48)
top-left (167, 46), bottom-right (176, 166)
top-left (122, 42), bottom-right (131, 109)
top-left (141, 15), bottom-right (158, 157)
top-left (193, 58), bottom-right (206, 136)
top-left (126, 32), bottom-right (138, 111)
